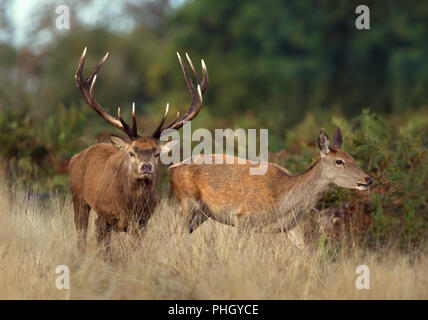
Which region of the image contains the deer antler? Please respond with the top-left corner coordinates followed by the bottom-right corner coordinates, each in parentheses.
top-left (75, 47), bottom-right (139, 139)
top-left (151, 52), bottom-right (208, 139)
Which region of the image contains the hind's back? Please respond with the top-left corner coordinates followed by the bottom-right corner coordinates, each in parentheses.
top-left (168, 154), bottom-right (292, 217)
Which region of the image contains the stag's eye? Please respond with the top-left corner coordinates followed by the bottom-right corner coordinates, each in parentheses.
top-left (129, 152), bottom-right (135, 157)
top-left (151, 147), bottom-right (160, 157)
top-left (336, 159), bottom-right (344, 165)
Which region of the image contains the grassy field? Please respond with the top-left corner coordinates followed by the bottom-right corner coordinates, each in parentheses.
top-left (0, 177), bottom-right (427, 300)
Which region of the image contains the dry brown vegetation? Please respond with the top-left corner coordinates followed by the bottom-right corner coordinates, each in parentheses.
top-left (0, 176), bottom-right (427, 300)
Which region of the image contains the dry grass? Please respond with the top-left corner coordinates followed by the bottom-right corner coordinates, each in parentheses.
top-left (0, 179), bottom-right (427, 300)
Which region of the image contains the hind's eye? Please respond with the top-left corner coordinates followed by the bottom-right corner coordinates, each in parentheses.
top-left (336, 160), bottom-right (344, 165)
top-left (154, 153), bottom-right (160, 157)
top-left (129, 152), bottom-right (135, 157)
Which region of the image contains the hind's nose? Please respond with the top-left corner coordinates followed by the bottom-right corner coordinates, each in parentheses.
top-left (141, 164), bottom-right (152, 174)
top-left (365, 176), bottom-right (373, 185)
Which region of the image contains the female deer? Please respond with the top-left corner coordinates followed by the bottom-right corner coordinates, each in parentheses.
top-left (169, 128), bottom-right (372, 234)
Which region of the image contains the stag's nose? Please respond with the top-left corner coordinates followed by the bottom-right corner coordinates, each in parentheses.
top-left (141, 164), bottom-right (152, 174)
top-left (365, 176), bottom-right (373, 185)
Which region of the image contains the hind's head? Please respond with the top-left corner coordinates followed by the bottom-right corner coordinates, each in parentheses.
top-left (317, 128), bottom-right (373, 191)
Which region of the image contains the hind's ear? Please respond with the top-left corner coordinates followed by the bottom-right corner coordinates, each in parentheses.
top-left (332, 127), bottom-right (343, 149)
top-left (317, 128), bottom-right (330, 155)
top-left (110, 135), bottom-right (129, 152)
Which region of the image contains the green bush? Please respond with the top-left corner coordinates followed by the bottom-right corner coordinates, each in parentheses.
top-left (0, 103), bottom-right (91, 193)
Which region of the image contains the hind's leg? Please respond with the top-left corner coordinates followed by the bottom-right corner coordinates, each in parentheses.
top-left (189, 211), bottom-right (208, 234)
top-left (178, 199), bottom-right (202, 235)
top-left (72, 198), bottom-right (91, 253)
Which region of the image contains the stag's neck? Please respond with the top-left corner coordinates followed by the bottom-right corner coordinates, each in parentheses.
top-left (278, 159), bottom-right (331, 216)
top-left (128, 177), bottom-right (156, 192)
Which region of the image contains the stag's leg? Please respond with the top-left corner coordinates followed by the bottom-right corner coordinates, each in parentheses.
top-left (129, 201), bottom-right (156, 247)
top-left (128, 215), bottom-right (151, 248)
top-left (95, 215), bottom-right (113, 257)
top-left (73, 199), bottom-right (91, 253)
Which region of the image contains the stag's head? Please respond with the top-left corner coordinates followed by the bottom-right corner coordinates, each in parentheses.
top-left (75, 48), bottom-right (208, 182)
top-left (109, 135), bottom-right (177, 181)
top-left (317, 127), bottom-right (373, 191)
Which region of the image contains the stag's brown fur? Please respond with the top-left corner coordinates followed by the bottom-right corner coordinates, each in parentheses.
top-left (70, 48), bottom-right (208, 254)
top-left (70, 138), bottom-right (165, 250)
top-left (169, 128), bottom-right (373, 234)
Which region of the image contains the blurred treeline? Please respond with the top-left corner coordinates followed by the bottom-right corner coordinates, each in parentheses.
top-left (0, 0), bottom-right (427, 241)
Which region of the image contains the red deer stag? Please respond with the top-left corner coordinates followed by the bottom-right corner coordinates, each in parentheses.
top-left (169, 128), bottom-right (372, 234)
top-left (69, 48), bottom-right (208, 253)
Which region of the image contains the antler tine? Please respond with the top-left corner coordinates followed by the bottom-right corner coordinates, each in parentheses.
top-left (117, 107), bottom-right (131, 133)
top-left (167, 84), bottom-right (202, 132)
top-left (154, 110), bottom-right (181, 139)
top-left (200, 59), bottom-right (208, 93)
top-left (117, 103), bottom-right (138, 137)
top-left (177, 52), bottom-right (196, 95)
top-left (76, 48), bottom-right (109, 93)
top-left (75, 47), bottom-right (91, 105)
top-left (75, 47), bottom-right (87, 83)
top-left (151, 103), bottom-right (170, 139)
top-left (131, 102), bottom-right (138, 138)
top-left (88, 74), bottom-right (125, 130)
top-left (164, 111), bottom-right (180, 129)
top-left (185, 52), bottom-right (201, 87)
top-left (75, 47), bottom-right (139, 139)
top-left (185, 53), bottom-right (209, 94)
top-left (151, 53), bottom-right (206, 135)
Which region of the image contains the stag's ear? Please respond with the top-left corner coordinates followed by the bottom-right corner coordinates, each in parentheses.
top-left (318, 128), bottom-right (330, 156)
top-left (110, 135), bottom-right (129, 152)
top-left (332, 127), bottom-right (343, 149)
top-left (160, 139), bottom-right (179, 154)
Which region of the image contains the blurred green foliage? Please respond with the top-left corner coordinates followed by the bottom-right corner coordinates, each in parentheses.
top-left (0, 104), bottom-right (91, 192)
top-left (1, 1), bottom-right (428, 145)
